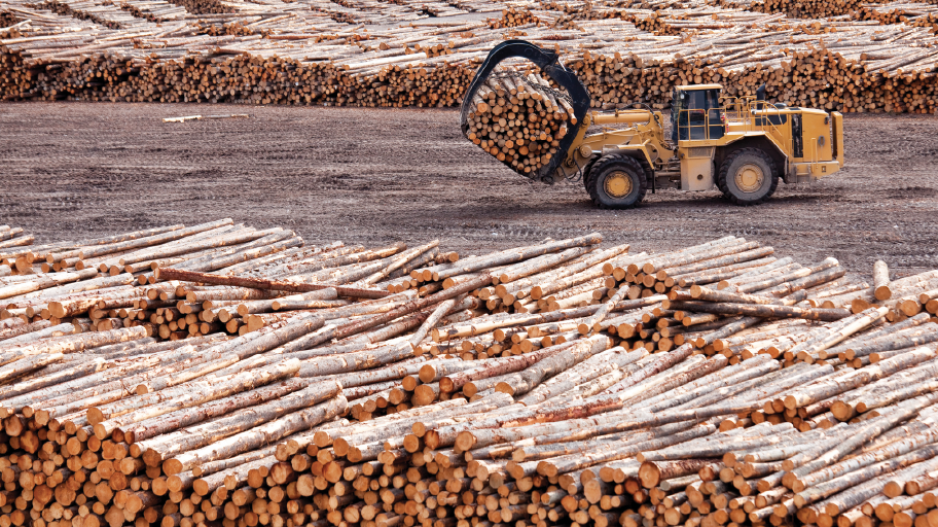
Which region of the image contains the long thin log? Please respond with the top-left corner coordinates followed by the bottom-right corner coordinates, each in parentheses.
top-left (155, 268), bottom-right (390, 298)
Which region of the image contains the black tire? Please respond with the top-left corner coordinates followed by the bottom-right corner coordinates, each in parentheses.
top-left (714, 159), bottom-right (728, 195)
top-left (584, 155), bottom-right (648, 209)
top-left (717, 148), bottom-right (779, 206)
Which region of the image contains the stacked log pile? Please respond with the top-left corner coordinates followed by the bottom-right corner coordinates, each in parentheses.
top-left (464, 72), bottom-right (573, 177)
top-left (0, 10), bottom-right (19, 26)
top-left (2, 0), bottom-right (938, 112)
top-left (741, 0), bottom-right (864, 19)
top-left (857, 2), bottom-right (938, 31)
top-left (5, 222), bottom-right (938, 527)
top-left (0, 226), bottom-right (34, 274)
top-left (384, 0), bottom-right (469, 18)
top-left (560, 19), bottom-right (938, 113)
top-left (305, 0), bottom-right (454, 24)
top-left (116, 0), bottom-right (186, 23)
top-left (487, 7), bottom-right (542, 27)
top-left (0, 219), bottom-right (323, 339)
top-left (162, 0), bottom-right (235, 15)
top-left (551, 0), bottom-right (924, 21)
top-left (31, 0), bottom-right (152, 30)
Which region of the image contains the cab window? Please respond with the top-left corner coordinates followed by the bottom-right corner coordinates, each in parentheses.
top-left (676, 89), bottom-right (723, 141)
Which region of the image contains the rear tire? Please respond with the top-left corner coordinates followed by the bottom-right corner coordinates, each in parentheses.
top-left (714, 159), bottom-right (728, 195)
top-left (717, 148), bottom-right (779, 205)
top-left (584, 155), bottom-right (648, 209)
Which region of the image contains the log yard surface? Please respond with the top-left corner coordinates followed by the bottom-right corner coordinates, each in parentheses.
top-left (1, 103), bottom-right (937, 273)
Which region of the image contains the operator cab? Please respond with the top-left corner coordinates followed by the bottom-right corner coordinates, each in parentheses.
top-left (671, 84), bottom-right (724, 143)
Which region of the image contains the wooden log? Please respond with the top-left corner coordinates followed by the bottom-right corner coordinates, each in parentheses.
top-left (874, 260), bottom-right (892, 301)
top-left (665, 300), bottom-right (851, 322)
top-left (164, 395), bottom-right (348, 475)
top-left (90, 358), bottom-right (302, 439)
top-left (677, 257), bottom-right (780, 287)
top-left (440, 341), bottom-right (579, 393)
top-left (123, 378), bottom-right (330, 445)
top-left (0, 325), bottom-right (149, 366)
top-left (429, 234), bottom-right (603, 281)
top-left (689, 285), bottom-right (781, 305)
top-left (639, 460), bottom-right (723, 488)
top-left (155, 268), bottom-right (390, 298)
top-left (139, 380), bottom-right (342, 469)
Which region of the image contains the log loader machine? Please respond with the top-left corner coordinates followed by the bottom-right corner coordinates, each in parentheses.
top-left (460, 40), bottom-right (845, 208)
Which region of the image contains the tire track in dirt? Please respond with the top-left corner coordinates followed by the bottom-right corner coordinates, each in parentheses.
top-left (1, 103), bottom-right (937, 275)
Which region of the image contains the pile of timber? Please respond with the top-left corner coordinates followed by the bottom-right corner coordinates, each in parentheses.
top-left (116, 0), bottom-right (187, 23)
top-left (2, 0), bottom-right (938, 113)
top-left (0, 10), bottom-right (19, 27)
top-left (558, 20), bottom-right (938, 113)
top-left (464, 73), bottom-right (574, 177)
top-left (545, 0), bottom-right (898, 21)
top-left (0, 219), bottom-right (320, 339)
top-left (0, 226), bottom-right (34, 275)
top-left (738, 0), bottom-right (878, 18)
top-left (193, 19), bottom-right (255, 36)
top-left (162, 0), bottom-right (235, 15)
top-left (857, 1), bottom-right (938, 31)
top-left (5, 222), bottom-right (938, 527)
top-left (487, 7), bottom-right (542, 27)
top-left (714, 0), bottom-right (866, 18)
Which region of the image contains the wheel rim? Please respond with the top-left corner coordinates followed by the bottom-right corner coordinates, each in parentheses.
top-left (604, 171), bottom-right (633, 198)
top-left (735, 164), bottom-right (764, 193)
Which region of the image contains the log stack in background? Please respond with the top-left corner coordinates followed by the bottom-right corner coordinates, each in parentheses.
top-left (1, 0), bottom-right (938, 113)
top-left (0, 10), bottom-right (18, 27)
top-left (856, 2), bottom-right (938, 32)
top-left (5, 220), bottom-right (938, 527)
top-left (163, 0), bottom-right (235, 15)
top-left (719, 0), bottom-right (864, 19)
top-left (487, 7), bottom-right (542, 27)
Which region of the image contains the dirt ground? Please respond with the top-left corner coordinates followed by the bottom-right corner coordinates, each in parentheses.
top-left (1, 102), bottom-right (937, 274)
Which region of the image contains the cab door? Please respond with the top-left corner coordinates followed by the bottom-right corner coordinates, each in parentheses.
top-left (676, 89), bottom-right (724, 142)
top-left (671, 88), bottom-right (683, 144)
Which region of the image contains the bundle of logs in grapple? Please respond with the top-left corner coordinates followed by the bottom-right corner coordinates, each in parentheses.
top-left (6, 222), bottom-right (938, 527)
top-left (464, 73), bottom-right (574, 177)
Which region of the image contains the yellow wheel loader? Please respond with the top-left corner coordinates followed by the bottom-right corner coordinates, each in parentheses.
top-left (460, 40), bottom-right (845, 208)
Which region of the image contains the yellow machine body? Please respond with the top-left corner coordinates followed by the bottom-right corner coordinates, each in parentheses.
top-left (554, 84), bottom-right (844, 191)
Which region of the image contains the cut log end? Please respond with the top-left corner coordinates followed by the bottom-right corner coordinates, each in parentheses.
top-left (638, 462), bottom-right (661, 489)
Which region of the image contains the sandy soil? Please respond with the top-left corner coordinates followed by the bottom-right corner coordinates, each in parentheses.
top-left (1, 102), bottom-right (937, 274)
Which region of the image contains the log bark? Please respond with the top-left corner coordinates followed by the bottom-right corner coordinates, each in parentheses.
top-left (440, 341), bottom-right (579, 393)
top-left (155, 268), bottom-right (389, 298)
top-left (874, 260), bottom-right (891, 300)
top-left (665, 300), bottom-right (851, 321)
top-left (165, 396), bottom-right (347, 474)
top-left (429, 234), bottom-right (602, 281)
top-left (139, 380), bottom-right (341, 470)
top-left (688, 285), bottom-right (781, 305)
top-left (123, 378), bottom-right (327, 445)
top-left (91, 358), bottom-right (302, 439)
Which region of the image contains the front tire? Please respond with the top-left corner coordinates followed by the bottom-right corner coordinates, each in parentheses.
top-left (718, 148), bottom-right (779, 205)
top-left (584, 155), bottom-right (648, 209)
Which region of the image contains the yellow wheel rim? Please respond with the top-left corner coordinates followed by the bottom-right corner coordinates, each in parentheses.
top-left (735, 164), bottom-right (764, 193)
top-left (604, 171), bottom-right (633, 198)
